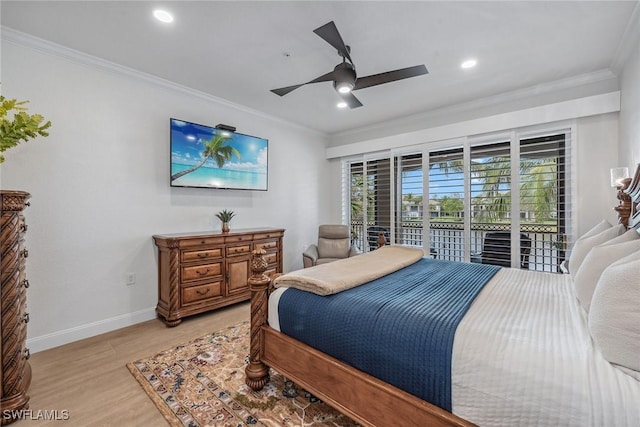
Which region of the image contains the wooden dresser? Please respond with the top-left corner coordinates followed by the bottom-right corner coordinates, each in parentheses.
top-left (153, 228), bottom-right (284, 326)
top-left (0, 191), bottom-right (32, 425)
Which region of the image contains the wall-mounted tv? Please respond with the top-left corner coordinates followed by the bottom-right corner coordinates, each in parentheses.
top-left (170, 118), bottom-right (268, 191)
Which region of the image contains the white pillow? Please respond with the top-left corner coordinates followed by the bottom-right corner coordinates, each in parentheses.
top-left (564, 220), bottom-right (612, 273)
top-left (589, 252), bottom-right (640, 376)
top-left (573, 239), bottom-right (640, 311)
top-left (602, 228), bottom-right (640, 245)
top-left (580, 219), bottom-right (612, 240)
top-left (568, 224), bottom-right (624, 275)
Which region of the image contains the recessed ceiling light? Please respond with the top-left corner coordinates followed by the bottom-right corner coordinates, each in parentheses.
top-left (461, 59), bottom-right (477, 69)
top-left (153, 9), bottom-right (174, 23)
top-left (337, 101), bottom-right (348, 109)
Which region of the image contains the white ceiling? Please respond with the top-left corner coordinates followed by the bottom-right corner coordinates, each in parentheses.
top-left (2, 1), bottom-right (638, 137)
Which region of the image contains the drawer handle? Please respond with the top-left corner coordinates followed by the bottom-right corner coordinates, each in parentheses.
top-left (196, 288), bottom-right (210, 296)
top-left (21, 249), bottom-right (29, 258)
top-left (23, 313), bottom-right (30, 324)
top-left (200, 240), bottom-right (206, 245)
top-left (20, 223), bottom-right (28, 233)
top-left (25, 202), bottom-right (31, 207)
top-left (24, 348), bottom-right (30, 360)
top-left (196, 268), bottom-right (211, 276)
top-left (22, 279), bottom-right (30, 289)
top-left (197, 252), bottom-right (209, 258)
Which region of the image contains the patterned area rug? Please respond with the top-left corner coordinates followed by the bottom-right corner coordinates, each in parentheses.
top-left (127, 321), bottom-right (358, 426)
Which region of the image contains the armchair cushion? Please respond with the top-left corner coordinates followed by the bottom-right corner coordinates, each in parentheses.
top-left (318, 237), bottom-right (350, 259)
top-left (317, 225), bottom-right (351, 259)
top-left (303, 224), bottom-right (358, 268)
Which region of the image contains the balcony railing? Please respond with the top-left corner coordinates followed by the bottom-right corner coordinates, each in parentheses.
top-left (351, 220), bottom-right (565, 272)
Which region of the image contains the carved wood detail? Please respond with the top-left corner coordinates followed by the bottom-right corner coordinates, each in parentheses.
top-left (245, 249), bottom-right (270, 391)
top-left (1, 190), bottom-right (32, 425)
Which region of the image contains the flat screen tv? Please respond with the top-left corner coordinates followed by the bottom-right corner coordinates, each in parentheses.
top-left (170, 118), bottom-right (268, 191)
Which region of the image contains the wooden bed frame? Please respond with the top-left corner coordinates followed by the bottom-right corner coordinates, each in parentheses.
top-left (245, 163), bottom-right (640, 427)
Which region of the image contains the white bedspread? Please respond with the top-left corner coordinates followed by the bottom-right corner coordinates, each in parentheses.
top-left (269, 266), bottom-right (640, 427)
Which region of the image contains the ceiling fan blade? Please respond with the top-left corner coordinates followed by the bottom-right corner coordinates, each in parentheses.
top-left (271, 71), bottom-right (336, 97)
top-left (340, 92), bottom-right (363, 109)
top-left (313, 21), bottom-right (352, 63)
top-left (353, 64), bottom-right (428, 91)
top-left (271, 84), bottom-right (305, 97)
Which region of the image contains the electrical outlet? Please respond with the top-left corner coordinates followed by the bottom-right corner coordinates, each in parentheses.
top-left (126, 272), bottom-right (136, 286)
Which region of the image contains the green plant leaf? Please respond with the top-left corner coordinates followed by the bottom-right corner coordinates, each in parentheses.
top-left (0, 92), bottom-right (51, 163)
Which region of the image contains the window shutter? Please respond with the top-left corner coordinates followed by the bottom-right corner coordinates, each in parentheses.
top-left (396, 153), bottom-right (423, 248)
top-left (429, 148), bottom-right (465, 262)
top-left (365, 158), bottom-right (392, 251)
top-left (470, 141), bottom-right (513, 266)
top-left (348, 161), bottom-right (365, 252)
top-left (519, 133), bottom-right (570, 272)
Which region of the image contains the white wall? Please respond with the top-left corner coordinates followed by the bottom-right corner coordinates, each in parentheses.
top-left (1, 38), bottom-right (331, 352)
top-left (619, 37), bottom-right (640, 170)
top-left (574, 113), bottom-right (620, 234)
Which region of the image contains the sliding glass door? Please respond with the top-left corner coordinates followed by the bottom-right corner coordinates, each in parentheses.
top-left (345, 128), bottom-right (571, 272)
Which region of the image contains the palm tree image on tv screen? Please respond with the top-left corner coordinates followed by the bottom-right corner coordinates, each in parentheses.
top-left (170, 118), bottom-right (268, 191)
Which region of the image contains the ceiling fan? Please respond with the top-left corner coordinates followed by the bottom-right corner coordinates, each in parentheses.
top-left (271, 21), bottom-right (428, 109)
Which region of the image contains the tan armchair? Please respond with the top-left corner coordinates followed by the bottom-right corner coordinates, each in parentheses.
top-left (303, 224), bottom-right (360, 268)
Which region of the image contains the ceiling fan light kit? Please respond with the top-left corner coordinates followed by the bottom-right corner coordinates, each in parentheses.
top-left (271, 20), bottom-right (428, 109)
top-left (333, 62), bottom-right (356, 94)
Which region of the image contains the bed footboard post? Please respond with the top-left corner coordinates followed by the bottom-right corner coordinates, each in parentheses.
top-left (245, 248), bottom-right (271, 391)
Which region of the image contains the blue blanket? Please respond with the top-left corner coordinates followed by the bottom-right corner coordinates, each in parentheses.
top-left (277, 258), bottom-right (500, 411)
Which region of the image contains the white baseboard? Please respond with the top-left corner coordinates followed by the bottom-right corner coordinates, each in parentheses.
top-left (26, 307), bottom-right (157, 353)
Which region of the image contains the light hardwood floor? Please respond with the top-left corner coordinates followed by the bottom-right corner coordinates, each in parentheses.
top-left (12, 302), bottom-right (250, 427)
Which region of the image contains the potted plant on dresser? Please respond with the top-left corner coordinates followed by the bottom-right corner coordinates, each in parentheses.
top-left (0, 89), bottom-right (51, 425)
top-left (215, 209), bottom-right (236, 233)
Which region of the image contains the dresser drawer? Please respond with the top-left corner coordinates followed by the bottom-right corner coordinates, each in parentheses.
top-left (255, 240), bottom-right (279, 252)
top-left (253, 232), bottom-right (282, 240)
top-left (182, 281), bottom-right (222, 304)
top-left (179, 236), bottom-right (225, 248)
top-left (227, 244), bottom-right (251, 257)
top-left (181, 262), bottom-right (223, 282)
top-left (263, 252), bottom-right (278, 265)
top-left (182, 247), bottom-right (223, 263)
top-left (225, 234), bottom-right (250, 243)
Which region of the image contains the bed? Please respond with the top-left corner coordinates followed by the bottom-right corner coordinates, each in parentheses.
top-left (244, 164), bottom-right (640, 427)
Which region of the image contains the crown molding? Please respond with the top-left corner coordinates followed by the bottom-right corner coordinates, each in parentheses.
top-left (330, 68), bottom-right (618, 144)
top-left (326, 91), bottom-right (620, 159)
top-left (610, 1), bottom-right (640, 73)
top-left (0, 26), bottom-right (325, 138)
